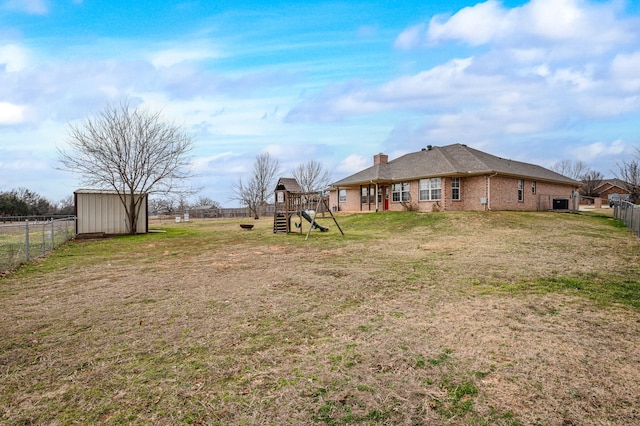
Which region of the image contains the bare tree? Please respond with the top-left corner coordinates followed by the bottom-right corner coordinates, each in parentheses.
top-left (57, 195), bottom-right (75, 216)
top-left (253, 152), bottom-right (280, 206)
top-left (231, 153), bottom-right (280, 219)
top-left (194, 196), bottom-right (221, 208)
top-left (148, 197), bottom-right (176, 215)
top-left (616, 148), bottom-right (640, 203)
top-left (579, 170), bottom-right (604, 198)
top-left (16, 188), bottom-right (54, 215)
top-left (292, 159), bottom-right (331, 194)
top-left (551, 160), bottom-right (588, 181)
top-left (58, 100), bottom-right (193, 234)
top-left (231, 177), bottom-right (261, 219)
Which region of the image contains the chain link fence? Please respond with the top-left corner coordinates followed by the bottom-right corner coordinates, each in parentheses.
top-left (0, 217), bottom-right (77, 272)
top-left (613, 201), bottom-right (640, 237)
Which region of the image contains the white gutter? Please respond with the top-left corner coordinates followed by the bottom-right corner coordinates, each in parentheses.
top-left (374, 182), bottom-right (379, 212)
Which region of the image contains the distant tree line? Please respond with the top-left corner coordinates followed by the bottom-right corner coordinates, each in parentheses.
top-left (148, 195), bottom-right (222, 215)
top-left (0, 188), bottom-right (74, 217)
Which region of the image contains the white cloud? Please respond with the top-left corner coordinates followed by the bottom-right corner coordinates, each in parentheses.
top-left (546, 66), bottom-right (596, 92)
top-left (422, 0), bottom-right (634, 56)
top-left (611, 51), bottom-right (640, 92)
top-left (336, 155), bottom-right (369, 174)
top-left (292, 0), bottom-right (640, 142)
top-left (150, 47), bottom-right (221, 68)
top-left (428, 0), bottom-right (509, 46)
top-left (191, 152), bottom-right (235, 172)
top-left (3, 0), bottom-right (48, 14)
top-left (379, 58), bottom-right (476, 100)
top-left (574, 140), bottom-right (627, 162)
top-left (0, 44), bottom-right (29, 72)
top-left (525, 0), bottom-right (590, 40)
top-left (394, 24), bottom-right (426, 50)
top-left (0, 102), bottom-right (26, 125)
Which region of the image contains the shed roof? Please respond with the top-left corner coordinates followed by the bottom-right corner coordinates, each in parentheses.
top-left (74, 189), bottom-right (147, 195)
top-left (331, 144), bottom-right (579, 186)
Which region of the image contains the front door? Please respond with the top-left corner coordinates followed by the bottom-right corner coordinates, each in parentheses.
top-left (379, 187), bottom-right (389, 211)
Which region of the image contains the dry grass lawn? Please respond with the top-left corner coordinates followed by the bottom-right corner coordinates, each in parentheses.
top-left (1, 210), bottom-right (639, 425)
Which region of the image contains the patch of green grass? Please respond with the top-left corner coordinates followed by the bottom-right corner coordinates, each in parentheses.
top-left (356, 384), bottom-right (374, 392)
top-left (356, 324), bottom-right (373, 333)
top-left (486, 406), bottom-right (523, 426)
top-left (428, 348), bottom-right (453, 367)
top-left (333, 211), bottom-right (448, 242)
top-left (328, 346), bottom-right (363, 370)
top-left (482, 273), bottom-right (640, 308)
top-left (313, 401), bottom-right (393, 425)
top-left (435, 377), bottom-right (479, 419)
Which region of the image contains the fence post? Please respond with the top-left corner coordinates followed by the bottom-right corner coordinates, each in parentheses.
top-left (42, 222), bottom-right (46, 256)
top-left (625, 204), bottom-right (629, 226)
top-left (51, 220), bottom-right (55, 250)
top-left (25, 220), bottom-right (30, 261)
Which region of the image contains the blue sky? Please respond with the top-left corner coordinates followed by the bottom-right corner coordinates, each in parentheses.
top-left (1, 0), bottom-right (639, 206)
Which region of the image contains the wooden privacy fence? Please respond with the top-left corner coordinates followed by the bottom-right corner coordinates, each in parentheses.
top-left (0, 217), bottom-right (77, 271)
top-left (613, 201), bottom-right (640, 237)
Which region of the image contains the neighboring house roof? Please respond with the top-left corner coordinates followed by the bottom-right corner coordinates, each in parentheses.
top-left (331, 144), bottom-right (580, 187)
top-left (275, 177), bottom-right (303, 193)
top-left (593, 178), bottom-right (629, 193)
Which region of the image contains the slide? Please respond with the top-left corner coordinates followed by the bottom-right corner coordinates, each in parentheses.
top-left (301, 210), bottom-right (329, 232)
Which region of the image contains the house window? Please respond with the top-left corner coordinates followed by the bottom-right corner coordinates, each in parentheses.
top-left (339, 189), bottom-right (346, 202)
top-left (532, 181), bottom-right (536, 194)
top-left (419, 178), bottom-right (441, 201)
top-left (361, 187), bottom-right (375, 204)
top-left (518, 179), bottom-right (524, 202)
top-left (451, 177), bottom-right (461, 200)
top-left (392, 182), bottom-right (410, 202)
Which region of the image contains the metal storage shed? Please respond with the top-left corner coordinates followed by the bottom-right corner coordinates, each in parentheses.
top-left (74, 189), bottom-right (148, 235)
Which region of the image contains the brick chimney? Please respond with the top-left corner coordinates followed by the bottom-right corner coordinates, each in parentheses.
top-left (373, 153), bottom-right (388, 165)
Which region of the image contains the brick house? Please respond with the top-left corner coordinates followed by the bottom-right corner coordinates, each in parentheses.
top-left (592, 179), bottom-right (630, 204)
top-left (328, 144), bottom-right (580, 212)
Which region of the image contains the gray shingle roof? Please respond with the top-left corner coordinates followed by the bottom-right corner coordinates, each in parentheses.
top-left (331, 144), bottom-right (579, 186)
top-left (594, 178), bottom-right (628, 191)
top-left (275, 177), bottom-right (303, 193)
